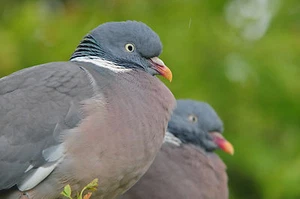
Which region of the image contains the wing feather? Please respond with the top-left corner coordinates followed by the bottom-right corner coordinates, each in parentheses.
top-left (0, 62), bottom-right (94, 190)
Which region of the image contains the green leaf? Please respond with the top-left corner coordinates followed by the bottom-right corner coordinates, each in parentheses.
top-left (79, 178), bottom-right (99, 199)
top-left (85, 178), bottom-right (99, 192)
top-left (61, 184), bottom-right (72, 199)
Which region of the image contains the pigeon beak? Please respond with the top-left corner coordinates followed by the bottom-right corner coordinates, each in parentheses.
top-left (149, 57), bottom-right (173, 82)
top-left (210, 132), bottom-right (234, 155)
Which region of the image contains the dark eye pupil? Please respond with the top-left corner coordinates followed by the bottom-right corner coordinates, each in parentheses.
top-left (188, 115), bottom-right (197, 123)
top-left (128, 45), bottom-right (133, 51)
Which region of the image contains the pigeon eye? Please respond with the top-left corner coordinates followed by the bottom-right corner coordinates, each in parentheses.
top-left (188, 114), bottom-right (198, 123)
top-left (125, 43), bottom-right (135, 52)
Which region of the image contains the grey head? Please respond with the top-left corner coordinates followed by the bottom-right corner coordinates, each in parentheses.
top-left (168, 99), bottom-right (234, 154)
top-left (71, 21), bottom-right (172, 81)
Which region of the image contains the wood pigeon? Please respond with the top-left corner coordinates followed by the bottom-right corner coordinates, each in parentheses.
top-left (0, 21), bottom-right (176, 199)
top-left (121, 100), bottom-right (234, 199)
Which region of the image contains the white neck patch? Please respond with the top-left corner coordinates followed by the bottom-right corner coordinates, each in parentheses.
top-left (71, 56), bottom-right (132, 73)
top-left (164, 132), bottom-right (182, 146)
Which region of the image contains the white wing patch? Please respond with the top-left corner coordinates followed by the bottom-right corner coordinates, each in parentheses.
top-left (24, 165), bottom-right (34, 173)
top-left (71, 56), bottom-right (132, 73)
top-left (18, 144), bottom-right (65, 191)
top-left (17, 162), bottom-right (59, 191)
top-left (164, 132), bottom-right (182, 146)
top-left (42, 144), bottom-right (65, 162)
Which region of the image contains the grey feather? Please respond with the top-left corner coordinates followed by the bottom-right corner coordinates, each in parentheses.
top-left (64, 101), bottom-right (82, 128)
top-left (17, 162), bottom-right (59, 191)
top-left (42, 144), bottom-right (64, 162)
top-left (0, 62), bottom-right (94, 190)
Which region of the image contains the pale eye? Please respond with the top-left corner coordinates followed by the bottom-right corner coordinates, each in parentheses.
top-left (125, 43), bottom-right (135, 52)
top-left (188, 114), bottom-right (198, 123)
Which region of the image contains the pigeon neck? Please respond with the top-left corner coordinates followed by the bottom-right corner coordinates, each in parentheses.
top-left (71, 56), bottom-right (131, 73)
top-left (164, 132), bottom-right (182, 146)
top-left (70, 34), bottom-right (103, 60)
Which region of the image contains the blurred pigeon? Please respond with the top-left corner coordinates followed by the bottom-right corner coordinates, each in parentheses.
top-left (0, 21), bottom-right (175, 199)
top-left (121, 99), bottom-right (233, 199)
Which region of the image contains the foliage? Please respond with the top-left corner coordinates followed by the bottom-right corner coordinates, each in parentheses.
top-left (0, 0), bottom-right (299, 198)
top-left (61, 178), bottom-right (98, 199)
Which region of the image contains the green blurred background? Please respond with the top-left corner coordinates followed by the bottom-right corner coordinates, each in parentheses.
top-left (0, 0), bottom-right (299, 198)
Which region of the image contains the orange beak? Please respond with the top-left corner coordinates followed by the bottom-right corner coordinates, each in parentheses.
top-left (149, 57), bottom-right (173, 82)
top-left (210, 132), bottom-right (234, 155)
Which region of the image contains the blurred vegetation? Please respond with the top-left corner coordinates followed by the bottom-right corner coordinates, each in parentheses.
top-left (0, 0), bottom-right (299, 198)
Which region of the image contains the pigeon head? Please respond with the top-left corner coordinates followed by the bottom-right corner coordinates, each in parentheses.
top-left (71, 21), bottom-right (172, 81)
top-left (167, 100), bottom-right (234, 155)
